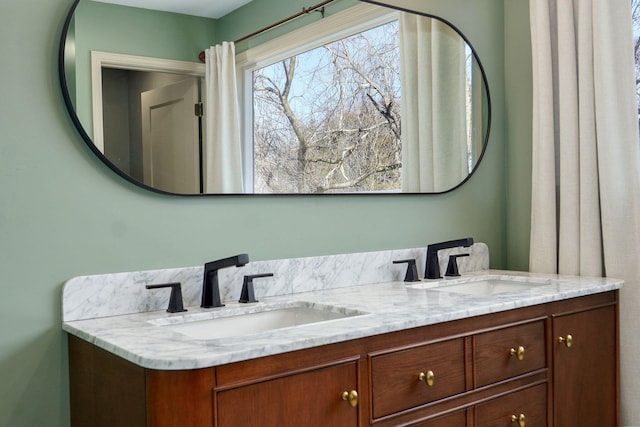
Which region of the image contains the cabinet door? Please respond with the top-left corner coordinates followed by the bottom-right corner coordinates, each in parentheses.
top-left (475, 383), bottom-right (547, 427)
top-left (215, 360), bottom-right (359, 427)
top-left (553, 305), bottom-right (617, 426)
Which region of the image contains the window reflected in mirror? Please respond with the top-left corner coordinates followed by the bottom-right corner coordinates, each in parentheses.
top-left (253, 20), bottom-right (401, 193)
top-left (248, 11), bottom-right (483, 193)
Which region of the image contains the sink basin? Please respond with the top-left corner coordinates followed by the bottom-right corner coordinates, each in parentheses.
top-left (148, 301), bottom-right (368, 340)
top-left (408, 276), bottom-right (552, 296)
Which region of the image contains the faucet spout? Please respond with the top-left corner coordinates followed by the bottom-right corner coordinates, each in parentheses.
top-left (201, 254), bottom-right (249, 308)
top-left (425, 238), bottom-right (473, 279)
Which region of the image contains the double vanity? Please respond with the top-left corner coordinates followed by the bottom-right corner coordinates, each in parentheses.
top-left (63, 244), bottom-right (621, 426)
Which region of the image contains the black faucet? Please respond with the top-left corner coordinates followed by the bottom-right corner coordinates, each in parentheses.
top-left (201, 254), bottom-right (249, 308)
top-left (425, 238), bottom-right (474, 279)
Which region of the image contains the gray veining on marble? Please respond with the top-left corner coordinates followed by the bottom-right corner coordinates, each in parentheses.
top-left (62, 244), bottom-right (489, 321)
top-left (63, 268), bottom-right (622, 370)
top-left (62, 245), bottom-right (621, 371)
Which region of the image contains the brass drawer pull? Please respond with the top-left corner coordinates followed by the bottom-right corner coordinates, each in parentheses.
top-left (341, 390), bottom-right (358, 407)
top-left (418, 370), bottom-right (435, 386)
top-left (509, 346), bottom-right (526, 361)
top-left (558, 334), bottom-right (574, 348)
top-left (511, 413), bottom-right (526, 427)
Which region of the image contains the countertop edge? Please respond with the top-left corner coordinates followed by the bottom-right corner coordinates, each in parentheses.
top-left (63, 272), bottom-right (622, 370)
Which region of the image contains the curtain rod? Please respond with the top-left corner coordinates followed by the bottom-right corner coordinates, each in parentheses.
top-left (199, 0), bottom-right (335, 62)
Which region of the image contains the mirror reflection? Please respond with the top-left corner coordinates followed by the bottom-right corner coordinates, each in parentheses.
top-left (60, 0), bottom-right (490, 195)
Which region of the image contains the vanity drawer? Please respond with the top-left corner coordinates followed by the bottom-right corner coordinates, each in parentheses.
top-left (475, 383), bottom-right (547, 427)
top-left (370, 338), bottom-right (466, 419)
top-left (474, 320), bottom-right (546, 387)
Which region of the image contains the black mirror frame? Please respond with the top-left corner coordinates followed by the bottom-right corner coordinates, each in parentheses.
top-left (58, 0), bottom-right (491, 196)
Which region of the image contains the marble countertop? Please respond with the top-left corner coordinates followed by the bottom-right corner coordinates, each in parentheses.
top-left (63, 270), bottom-right (622, 370)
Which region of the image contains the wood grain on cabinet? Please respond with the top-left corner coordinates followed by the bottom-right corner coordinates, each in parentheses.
top-left (68, 335), bottom-right (216, 427)
top-left (370, 338), bottom-right (466, 418)
top-left (553, 305), bottom-right (618, 426)
top-left (68, 335), bottom-right (147, 426)
top-left (410, 409), bottom-right (468, 427)
top-left (475, 382), bottom-right (547, 427)
top-left (473, 319), bottom-right (546, 387)
top-left (146, 368), bottom-right (215, 427)
top-left (215, 358), bottom-right (360, 426)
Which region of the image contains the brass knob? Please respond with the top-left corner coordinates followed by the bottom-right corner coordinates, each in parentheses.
top-left (341, 390), bottom-right (358, 407)
top-left (418, 370), bottom-right (435, 386)
top-left (511, 413), bottom-right (526, 427)
top-left (558, 334), bottom-right (574, 348)
top-left (509, 346), bottom-right (526, 361)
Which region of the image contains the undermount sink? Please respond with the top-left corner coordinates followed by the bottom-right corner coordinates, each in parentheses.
top-left (408, 276), bottom-right (553, 296)
top-left (148, 301), bottom-right (368, 340)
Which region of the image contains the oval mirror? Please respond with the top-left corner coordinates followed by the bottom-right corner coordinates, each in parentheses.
top-left (59, 0), bottom-right (490, 195)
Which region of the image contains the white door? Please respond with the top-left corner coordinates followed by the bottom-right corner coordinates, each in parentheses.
top-left (141, 78), bottom-right (201, 193)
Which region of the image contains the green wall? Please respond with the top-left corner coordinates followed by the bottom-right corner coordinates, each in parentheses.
top-left (504, 0), bottom-right (532, 271)
top-left (0, 0), bottom-right (526, 425)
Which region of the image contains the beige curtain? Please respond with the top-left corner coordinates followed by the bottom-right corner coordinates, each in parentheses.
top-left (529, 0), bottom-right (640, 424)
top-left (400, 14), bottom-right (468, 192)
top-left (204, 42), bottom-right (244, 193)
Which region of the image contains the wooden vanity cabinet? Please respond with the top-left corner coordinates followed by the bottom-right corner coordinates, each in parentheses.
top-left (473, 319), bottom-right (546, 388)
top-left (552, 305), bottom-right (618, 426)
top-left (68, 291), bottom-right (618, 427)
top-left (368, 319), bottom-right (549, 427)
top-left (410, 409), bottom-right (469, 426)
top-left (475, 383), bottom-right (547, 427)
top-left (214, 358), bottom-right (361, 426)
top-left (370, 338), bottom-right (466, 419)
top-left (68, 335), bottom-right (216, 427)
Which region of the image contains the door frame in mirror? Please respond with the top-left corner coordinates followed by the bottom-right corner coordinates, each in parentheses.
top-left (90, 51), bottom-right (205, 153)
top-left (58, 0), bottom-right (178, 195)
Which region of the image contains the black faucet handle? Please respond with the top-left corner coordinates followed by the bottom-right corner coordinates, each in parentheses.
top-left (445, 254), bottom-right (470, 277)
top-left (239, 273), bottom-right (274, 303)
top-left (393, 259), bottom-right (420, 282)
top-left (146, 282), bottom-right (187, 313)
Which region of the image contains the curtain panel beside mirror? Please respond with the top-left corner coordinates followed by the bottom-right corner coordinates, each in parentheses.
top-left (400, 14), bottom-right (468, 192)
top-left (204, 42), bottom-right (244, 193)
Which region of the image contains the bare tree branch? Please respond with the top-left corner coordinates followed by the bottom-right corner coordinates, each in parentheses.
top-left (253, 21), bottom-right (402, 193)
